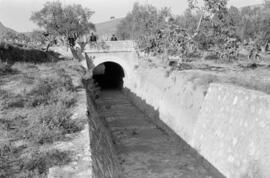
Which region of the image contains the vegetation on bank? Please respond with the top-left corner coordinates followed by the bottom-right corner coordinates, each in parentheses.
top-left (116, 0), bottom-right (270, 62)
top-left (0, 42), bottom-right (55, 65)
top-left (0, 57), bottom-right (85, 177)
top-left (0, 1), bottom-right (95, 52)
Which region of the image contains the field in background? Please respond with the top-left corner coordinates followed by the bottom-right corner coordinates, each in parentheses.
top-left (141, 52), bottom-right (270, 95)
top-left (95, 18), bottom-right (123, 40)
top-left (93, 17), bottom-right (270, 95)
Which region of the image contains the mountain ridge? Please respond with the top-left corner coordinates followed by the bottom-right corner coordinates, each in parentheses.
top-left (95, 18), bottom-right (123, 39)
top-left (0, 21), bottom-right (17, 37)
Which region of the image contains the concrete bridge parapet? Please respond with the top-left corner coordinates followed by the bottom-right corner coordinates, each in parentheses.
top-left (84, 40), bottom-right (137, 53)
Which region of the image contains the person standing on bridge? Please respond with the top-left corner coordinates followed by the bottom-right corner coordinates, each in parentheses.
top-left (90, 32), bottom-right (97, 42)
top-left (89, 32), bottom-right (97, 48)
top-left (111, 34), bottom-right (118, 41)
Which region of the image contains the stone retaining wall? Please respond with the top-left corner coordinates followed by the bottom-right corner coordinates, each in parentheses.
top-left (125, 66), bottom-right (206, 143)
top-left (84, 78), bottom-right (121, 178)
top-left (191, 84), bottom-right (270, 178)
top-left (125, 64), bottom-right (270, 178)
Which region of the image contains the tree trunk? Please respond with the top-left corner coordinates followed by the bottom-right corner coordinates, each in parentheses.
top-left (45, 41), bottom-right (54, 52)
top-left (70, 47), bottom-right (80, 60)
top-left (46, 43), bottom-right (50, 52)
top-left (261, 45), bottom-right (266, 53)
top-left (78, 42), bottom-right (87, 52)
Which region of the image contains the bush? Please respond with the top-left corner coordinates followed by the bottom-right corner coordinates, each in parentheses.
top-left (61, 118), bottom-right (85, 134)
top-left (0, 42), bottom-right (50, 64)
top-left (0, 61), bottom-right (17, 75)
top-left (24, 104), bottom-right (72, 144)
top-left (0, 142), bottom-right (21, 177)
top-left (0, 62), bottom-right (84, 177)
top-left (1, 70), bottom-right (82, 144)
top-left (52, 89), bottom-right (76, 108)
top-left (22, 149), bottom-right (72, 175)
top-left (0, 89), bottom-right (10, 105)
top-left (1, 93), bottom-right (25, 109)
top-left (14, 74), bottom-right (81, 144)
top-left (19, 105), bottom-right (84, 144)
top-left (0, 142), bottom-right (71, 178)
top-left (25, 74), bottom-right (75, 107)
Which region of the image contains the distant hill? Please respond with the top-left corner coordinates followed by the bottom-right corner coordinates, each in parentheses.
top-left (95, 18), bottom-right (123, 40)
top-left (239, 3), bottom-right (264, 10)
top-left (0, 21), bottom-right (17, 37)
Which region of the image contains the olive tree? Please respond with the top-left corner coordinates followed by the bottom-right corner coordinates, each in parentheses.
top-left (30, 1), bottom-right (95, 51)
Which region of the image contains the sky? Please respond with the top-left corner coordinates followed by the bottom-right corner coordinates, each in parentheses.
top-left (0, 0), bottom-right (264, 32)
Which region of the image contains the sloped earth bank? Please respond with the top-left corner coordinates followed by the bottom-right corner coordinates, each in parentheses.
top-left (96, 90), bottom-right (224, 178)
top-left (48, 89), bottom-right (92, 178)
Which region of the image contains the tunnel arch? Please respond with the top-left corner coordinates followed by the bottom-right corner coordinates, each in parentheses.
top-left (81, 54), bottom-right (136, 90)
top-left (93, 61), bottom-right (125, 90)
top-left (92, 56), bottom-right (130, 78)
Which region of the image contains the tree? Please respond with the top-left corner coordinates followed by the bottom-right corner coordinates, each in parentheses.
top-left (187, 0), bottom-right (228, 31)
top-left (255, 2), bottom-right (270, 52)
top-left (3, 31), bottom-right (17, 42)
top-left (2, 31), bottom-right (31, 45)
top-left (29, 30), bottom-right (47, 45)
top-left (16, 33), bottom-right (31, 44)
top-left (118, 0), bottom-right (261, 62)
top-left (29, 30), bottom-right (58, 51)
top-left (116, 3), bottom-right (170, 41)
top-left (188, 0), bottom-right (244, 61)
top-left (116, 13), bottom-right (134, 40)
top-left (116, 3), bottom-right (172, 54)
top-left (238, 3), bottom-right (270, 53)
top-left (30, 1), bottom-right (95, 50)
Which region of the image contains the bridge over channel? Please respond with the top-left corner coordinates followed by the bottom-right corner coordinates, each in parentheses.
top-left (81, 40), bottom-right (139, 90)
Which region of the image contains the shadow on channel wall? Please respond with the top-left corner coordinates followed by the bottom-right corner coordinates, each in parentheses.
top-left (123, 87), bottom-right (225, 178)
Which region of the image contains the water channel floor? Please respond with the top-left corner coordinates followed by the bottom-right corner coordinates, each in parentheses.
top-left (96, 90), bottom-right (224, 178)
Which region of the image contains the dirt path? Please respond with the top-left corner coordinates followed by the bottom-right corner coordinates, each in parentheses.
top-left (96, 90), bottom-right (224, 178)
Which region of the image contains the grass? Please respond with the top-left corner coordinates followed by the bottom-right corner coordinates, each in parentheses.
top-left (191, 66), bottom-right (270, 95)
top-left (162, 55), bottom-right (270, 95)
top-left (0, 61), bottom-right (18, 75)
top-left (0, 142), bottom-right (72, 178)
top-left (0, 59), bottom-right (85, 177)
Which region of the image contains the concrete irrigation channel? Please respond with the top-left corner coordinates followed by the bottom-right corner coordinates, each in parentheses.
top-left (93, 90), bottom-right (224, 178)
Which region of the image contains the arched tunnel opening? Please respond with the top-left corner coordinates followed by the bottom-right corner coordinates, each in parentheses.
top-left (93, 62), bottom-right (125, 90)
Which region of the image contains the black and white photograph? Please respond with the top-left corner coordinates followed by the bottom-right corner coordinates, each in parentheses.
top-left (0, 0), bottom-right (269, 177)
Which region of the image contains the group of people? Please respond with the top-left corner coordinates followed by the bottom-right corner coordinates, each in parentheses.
top-left (89, 33), bottom-right (118, 42)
